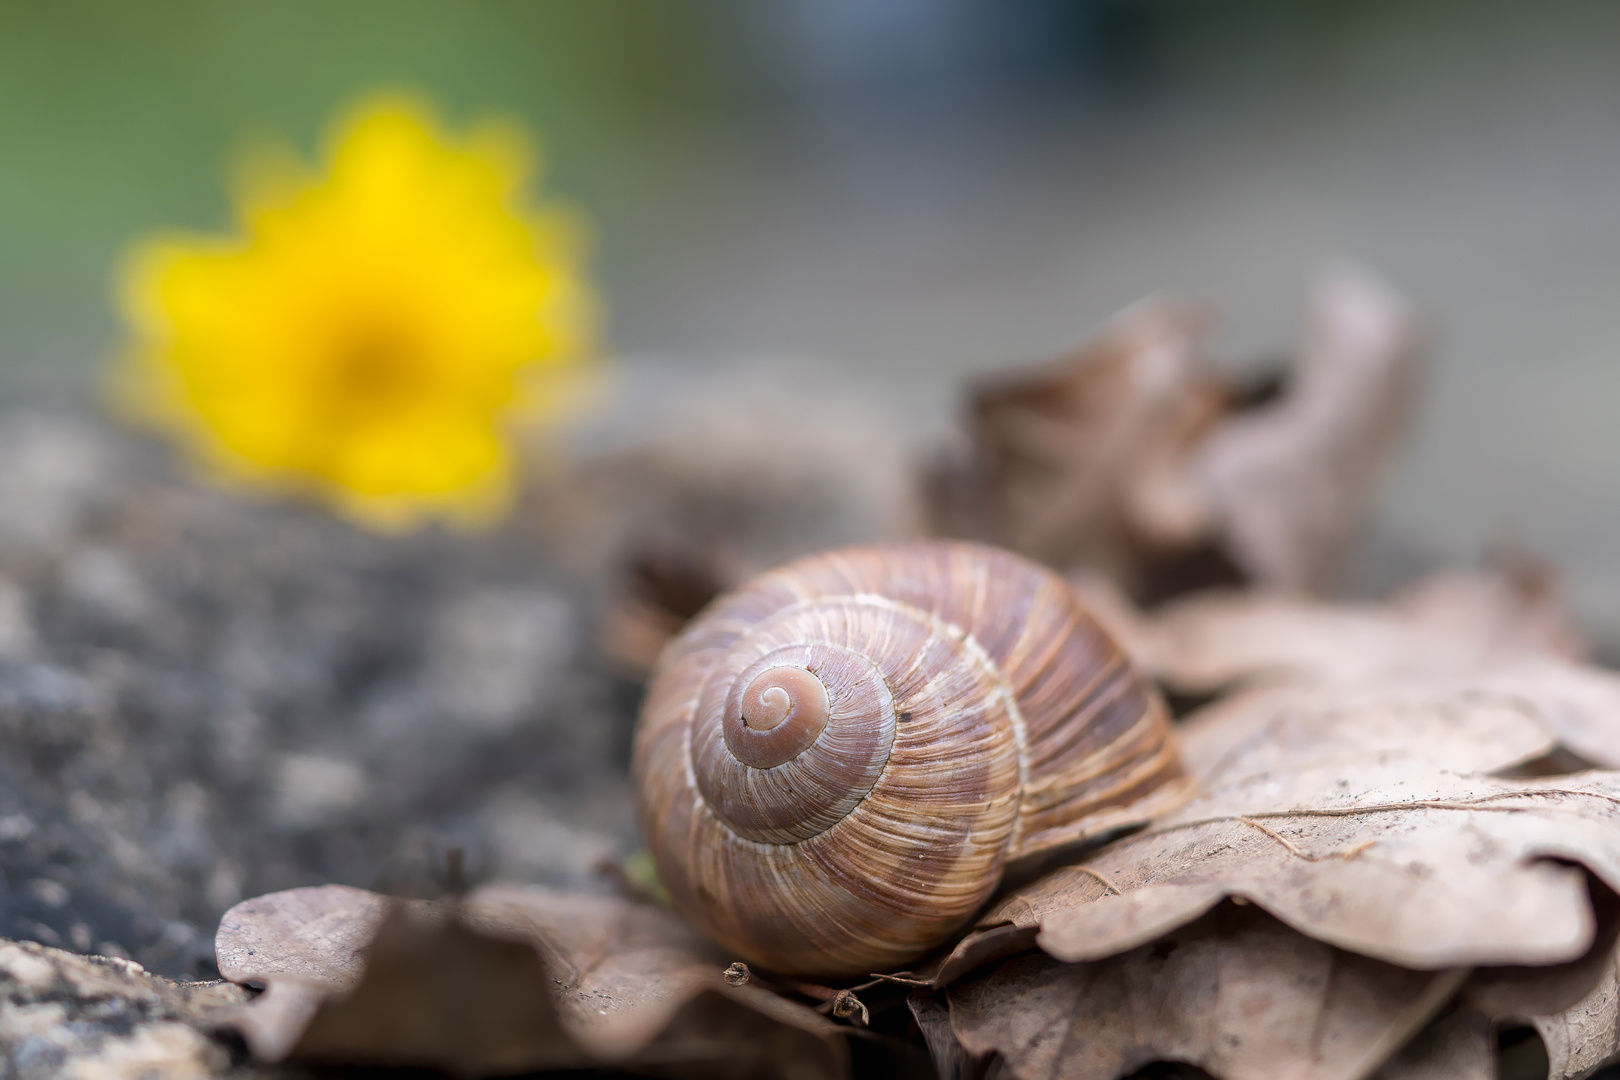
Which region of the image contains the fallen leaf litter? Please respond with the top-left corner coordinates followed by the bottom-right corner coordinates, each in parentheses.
top-left (5, 273), bottom-right (1620, 1078)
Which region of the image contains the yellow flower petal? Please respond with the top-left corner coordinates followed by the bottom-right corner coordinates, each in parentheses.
top-left (110, 93), bottom-right (600, 527)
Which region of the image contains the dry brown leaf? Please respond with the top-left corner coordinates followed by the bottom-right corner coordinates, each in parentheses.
top-left (1025, 769), bottom-right (1620, 973)
top-left (1390, 560), bottom-right (1587, 664)
top-left (1373, 1005), bottom-right (1495, 1080)
top-left (466, 882), bottom-right (847, 1072)
top-left (1480, 951), bottom-right (1620, 1080)
top-left (937, 672), bottom-right (1620, 984)
top-left (927, 269), bottom-right (1418, 599)
top-left (214, 882), bottom-right (392, 1061)
top-left (291, 900), bottom-right (579, 1076)
top-left (933, 687), bottom-right (1563, 983)
top-left (216, 883), bottom-right (849, 1078)
top-left (598, 533), bottom-right (734, 675)
top-left (907, 990), bottom-right (983, 1080)
top-left (1453, 891), bottom-right (1620, 1080)
top-left (1134, 574), bottom-right (1620, 771)
top-left (948, 902), bottom-right (1463, 1080)
top-left (1381, 932), bottom-right (1620, 1080)
top-left (931, 587), bottom-right (1620, 1074)
top-left (1192, 268), bottom-right (1419, 592)
top-left (1174, 680), bottom-right (1559, 788)
top-left (1523, 950), bottom-right (1620, 1078)
top-left (216, 882), bottom-right (389, 994)
top-left (1139, 570), bottom-right (1585, 691)
top-left (923, 297), bottom-right (1231, 595)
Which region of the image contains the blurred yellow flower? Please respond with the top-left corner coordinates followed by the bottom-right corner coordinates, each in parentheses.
top-left (113, 96), bottom-right (598, 528)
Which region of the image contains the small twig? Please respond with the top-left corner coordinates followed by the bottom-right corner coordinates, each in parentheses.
top-left (732, 968), bottom-right (876, 1027)
top-left (442, 846), bottom-right (467, 898)
top-left (780, 978), bottom-right (872, 1024)
top-left (785, 979), bottom-right (840, 1003)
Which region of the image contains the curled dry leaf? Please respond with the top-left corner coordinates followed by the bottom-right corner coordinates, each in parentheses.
top-left (1133, 570), bottom-right (1620, 771)
top-left (948, 902), bottom-right (1464, 1080)
top-left (1372, 1005), bottom-right (1495, 1080)
top-left (1419, 889), bottom-right (1620, 1080)
top-left (1033, 771), bottom-right (1620, 973)
top-left (467, 883), bottom-right (848, 1068)
top-left (292, 901), bottom-right (578, 1076)
top-left (926, 268), bottom-right (1418, 598)
top-left (1192, 268), bottom-right (1419, 592)
top-left (533, 361), bottom-right (924, 676)
top-left (598, 532), bottom-right (736, 675)
top-left (1382, 933), bottom-right (1620, 1080)
top-left (932, 572), bottom-right (1620, 1078)
top-left (1520, 948), bottom-right (1620, 1078)
top-left (216, 883), bottom-right (848, 1079)
top-left (214, 882), bottom-right (392, 1061)
top-left (924, 297), bottom-right (1223, 590)
top-left (941, 675), bottom-right (1620, 986)
top-left (907, 990), bottom-right (982, 1080)
top-left (1139, 565), bottom-right (1585, 687)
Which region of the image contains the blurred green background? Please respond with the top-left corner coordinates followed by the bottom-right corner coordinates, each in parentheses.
top-left (0, 0), bottom-right (720, 385)
top-left (8, 0), bottom-right (1620, 629)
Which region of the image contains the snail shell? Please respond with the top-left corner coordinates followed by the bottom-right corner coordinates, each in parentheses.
top-left (632, 541), bottom-right (1187, 977)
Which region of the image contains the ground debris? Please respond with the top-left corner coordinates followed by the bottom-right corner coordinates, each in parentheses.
top-left (926, 269), bottom-right (1419, 600)
top-left (0, 936), bottom-right (254, 1080)
top-left (950, 903), bottom-right (1462, 1080)
top-left (0, 408), bottom-right (637, 979)
top-left (216, 883), bottom-right (849, 1078)
top-left (912, 572), bottom-right (1620, 1079)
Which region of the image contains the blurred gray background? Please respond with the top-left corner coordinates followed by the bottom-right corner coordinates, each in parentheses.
top-left (5, 1), bottom-right (1620, 630)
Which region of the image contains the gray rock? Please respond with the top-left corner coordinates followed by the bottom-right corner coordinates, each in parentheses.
top-left (0, 937), bottom-right (252, 1079)
top-left (0, 409), bottom-right (639, 979)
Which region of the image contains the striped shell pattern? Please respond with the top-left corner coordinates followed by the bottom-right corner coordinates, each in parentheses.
top-left (631, 541), bottom-right (1188, 977)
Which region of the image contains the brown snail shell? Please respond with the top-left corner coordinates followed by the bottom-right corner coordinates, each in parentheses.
top-left (631, 541), bottom-right (1188, 977)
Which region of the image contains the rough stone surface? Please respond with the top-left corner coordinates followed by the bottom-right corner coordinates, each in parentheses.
top-left (0, 408), bottom-right (641, 980)
top-left (0, 937), bottom-right (253, 1079)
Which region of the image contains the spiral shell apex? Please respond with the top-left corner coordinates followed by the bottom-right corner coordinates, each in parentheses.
top-left (631, 541), bottom-right (1188, 977)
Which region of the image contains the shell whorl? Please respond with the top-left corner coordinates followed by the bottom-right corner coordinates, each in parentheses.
top-left (632, 541), bottom-right (1187, 977)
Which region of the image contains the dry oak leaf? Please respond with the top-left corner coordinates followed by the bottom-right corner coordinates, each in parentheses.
top-left (292, 899), bottom-right (579, 1076)
top-left (1379, 941), bottom-right (1620, 1080)
top-left (1138, 570), bottom-right (1585, 688)
top-left (1006, 769), bottom-right (1620, 976)
top-left (1190, 267), bottom-right (1419, 592)
top-left (1132, 574), bottom-right (1620, 771)
top-left (993, 643), bottom-right (1620, 975)
top-left (932, 669), bottom-right (1565, 985)
top-left (927, 267), bottom-right (1417, 598)
top-left (948, 901), bottom-right (1465, 1080)
top-left (465, 882), bottom-right (848, 1070)
top-left (1073, 561), bottom-right (1586, 689)
top-left (906, 989), bottom-right (982, 1080)
top-left (1371, 1005), bottom-right (1496, 1080)
top-left (213, 882), bottom-right (391, 1061)
top-left (1375, 879), bottom-right (1620, 1080)
top-left (1511, 947), bottom-right (1620, 1079)
top-left (216, 883), bottom-right (848, 1079)
top-left (924, 296), bottom-right (1220, 581)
